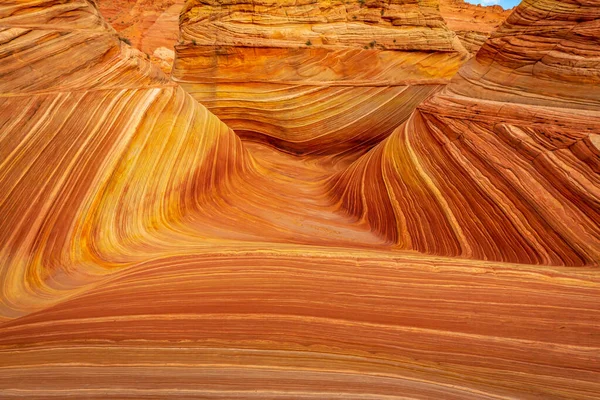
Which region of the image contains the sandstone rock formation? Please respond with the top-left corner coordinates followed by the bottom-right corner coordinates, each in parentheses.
top-left (172, 0), bottom-right (469, 156)
top-left (2, 250), bottom-right (599, 399)
top-left (98, 0), bottom-right (185, 72)
top-left (329, 0), bottom-right (600, 265)
top-left (0, 0), bottom-right (599, 399)
top-left (0, 0), bottom-right (252, 317)
top-left (440, 0), bottom-right (512, 54)
top-left (98, 0), bottom-right (507, 73)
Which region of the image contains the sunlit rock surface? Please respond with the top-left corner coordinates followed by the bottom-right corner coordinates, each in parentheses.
top-left (172, 0), bottom-right (469, 156)
top-left (97, 0), bottom-right (185, 72)
top-left (329, 0), bottom-right (600, 265)
top-left (0, 0), bottom-right (253, 317)
top-left (0, 0), bottom-right (599, 399)
top-left (440, 0), bottom-right (512, 54)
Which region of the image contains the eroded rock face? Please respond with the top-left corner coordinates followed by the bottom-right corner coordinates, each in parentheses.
top-left (452, 0), bottom-right (600, 108)
top-left (172, 0), bottom-right (469, 156)
top-left (329, 0), bottom-right (600, 266)
top-left (97, 0), bottom-right (185, 73)
top-left (440, 0), bottom-right (512, 54)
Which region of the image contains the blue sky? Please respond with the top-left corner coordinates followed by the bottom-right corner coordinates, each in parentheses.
top-left (465, 0), bottom-right (521, 9)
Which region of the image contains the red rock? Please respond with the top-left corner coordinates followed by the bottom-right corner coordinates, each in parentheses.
top-left (172, 0), bottom-right (469, 156)
top-left (97, 0), bottom-right (185, 73)
top-left (0, 1), bottom-right (599, 399)
top-left (329, 0), bottom-right (600, 265)
top-left (440, 0), bottom-right (513, 54)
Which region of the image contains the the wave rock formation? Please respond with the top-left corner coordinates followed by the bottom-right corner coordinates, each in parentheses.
top-left (0, 0), bottom-right (599, 399)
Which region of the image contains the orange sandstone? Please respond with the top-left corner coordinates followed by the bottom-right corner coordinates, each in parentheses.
top-left (172, 0), bottom-right (469, 156)
top-left (97, 0), bottom-right (185, 72)
top-left (440, 0), bottom-right (512, 54)
top-left (0, 0), bottom-right (599, 399)
top-left (329, 0), bottom-right (600, 265)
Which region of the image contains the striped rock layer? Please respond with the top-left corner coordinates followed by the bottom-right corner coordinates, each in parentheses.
top-left (1, 249), bottom-right (599, 399)
top-left (329, 0), bottom-right (600, 265)
top-left (0, 1), bottom-right (599, 400)
top-left (0, 0), bottom-right (254, 317)
top-left (172, 0), bottom-right (469, 156)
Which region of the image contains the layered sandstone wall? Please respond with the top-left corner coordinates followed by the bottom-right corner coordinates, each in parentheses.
top-left (179, 0), bottom-right (462, 51)
top-left (172, 0), bottom-right (469, 156)
top-left (0, 1), bottom-right (599, 399)
top-left (440, 0), bottom-right (512, 54)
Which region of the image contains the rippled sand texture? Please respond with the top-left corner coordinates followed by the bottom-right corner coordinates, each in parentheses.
top-left (172, 0), bottom-right (469, 156)
top-left (1, 0), bottom-right (600, 399)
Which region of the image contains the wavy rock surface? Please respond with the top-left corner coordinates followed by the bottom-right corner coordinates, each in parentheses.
top-left (440, 0), bottom-right (512, 54)
top-left (0, 0), bottom-right (254, 317)
top-left (329, 0), bottom-right (600, 265)
top-left (1, 249), bottom-right (599, 399)
top-left (0, 0), bottom-right (599, 399)
top-left (172, 0), bottom-right (469, 156)
top-left (2, 0), bottom-right (403, 319)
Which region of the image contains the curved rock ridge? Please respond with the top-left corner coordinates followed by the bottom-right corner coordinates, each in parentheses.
top-left (0, 29), bottom-right (168, 94)
top-left (172, 0), bottom-right (469, 156)
top-left (328, 0), bottom-right (600, 266)
top-left (0, 0), bottom-right (110, 29)
top-left (450, 0), bottom-right (600, 108)
top-left (0, 0), bottom-right (254, 318)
